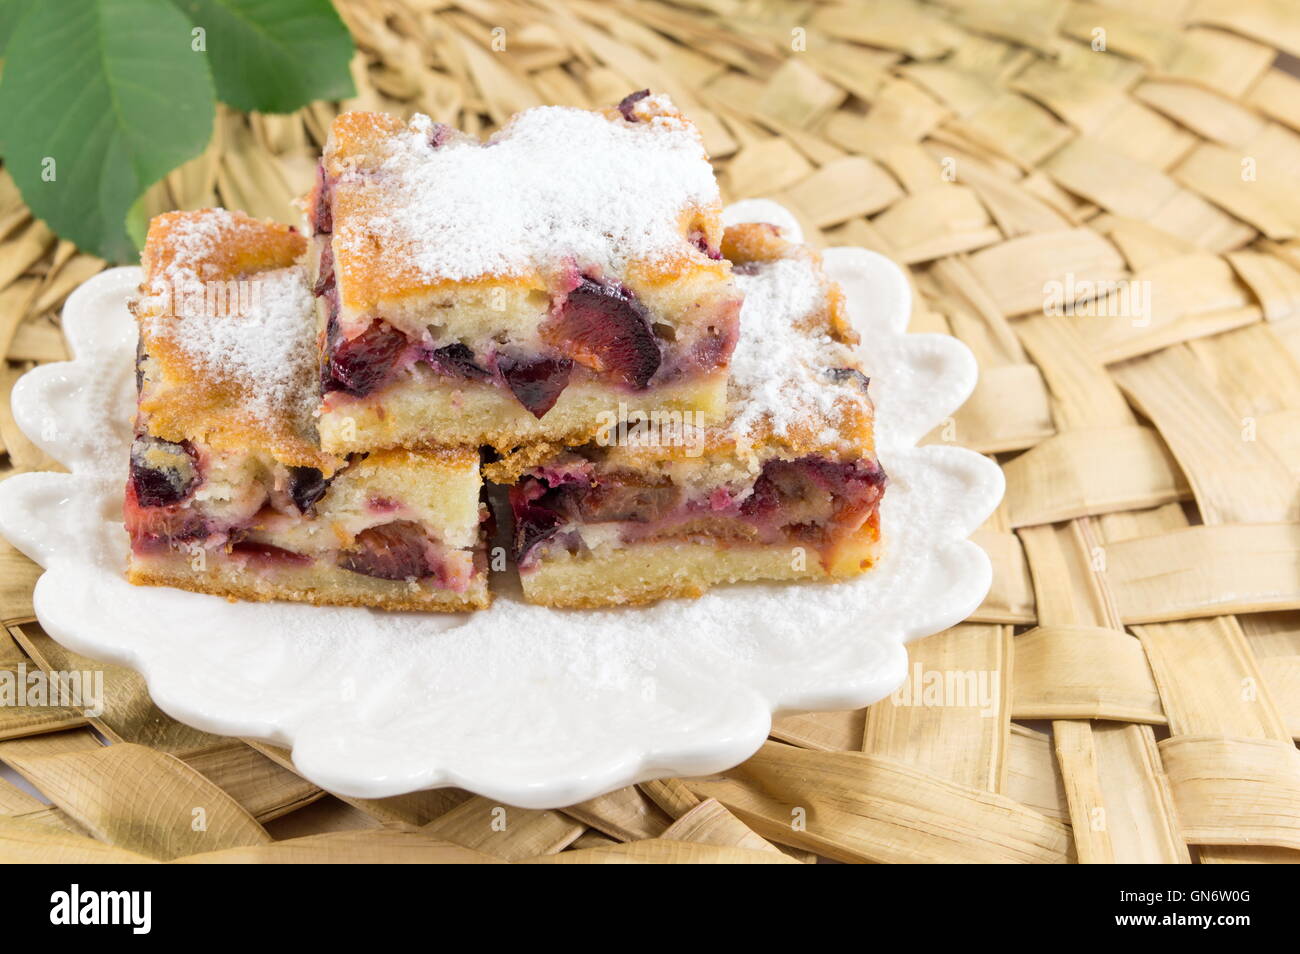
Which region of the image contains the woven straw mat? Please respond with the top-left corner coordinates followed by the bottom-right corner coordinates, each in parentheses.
top-left (2, 0), bottom-right (1300, 864)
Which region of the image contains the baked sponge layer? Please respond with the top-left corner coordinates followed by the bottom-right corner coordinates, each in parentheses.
top-left (319, 368), bottom-right (727, 454)
top-left (128, 551), bottom-right (489, 612)
top-left (517, 522), bottom-right (881, 609)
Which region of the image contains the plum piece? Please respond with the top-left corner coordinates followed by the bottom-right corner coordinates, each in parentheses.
top-left (123, 470), bottom-right (208, 552)
top-left (802, 457), bottom-right (887, 526)
top-left (508, 483), bottom-right (566, 567)
top-left (576, 479), bottom-right (682, 523)
top-left (427, 122), bottom-right (455, 149)
top-left (313, 238), bottom-right (335, 297)
top-left (129, 436), bottom-right (198, 507)
top-left (287, 466), bottom-right (332, 514)
top-left (617, 89), bottom-right (650, 121)
top-left (309, 162), bottom-right (333, 235)
top-left (687, 316), bottom-right (740, 374)
top-left (322, 318), bottom-right (407, 397)
top-left (123, 497), bottom-right (208, 552)
top-left (739, 456), bottom-right (885, 526)
top-left (542, 279), bottom-right (661, 389)
top-left (739, 469), bottom-right (781, 520)
top-left (689, 230), bottom-right (722, 260)
top-left (428, 342), bottom-right (490, 381)
top-left (338, 520), bottom-right (435, 581)
top-left (511, 504), bottom-right (562, 568)
top-left (496, 354), bottom-right (573, 418)
top-left (827, 367), bottom-right (870, 394)
top-left (231, 540), bottom-right (311, 566)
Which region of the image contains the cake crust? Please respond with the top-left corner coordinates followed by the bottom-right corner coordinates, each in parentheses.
top-left (127, 561), bottom-right (490, 611)
top-left (136, 209), bottom-right (335, 471)
top-left (319, 97), bottom-right (726, 311)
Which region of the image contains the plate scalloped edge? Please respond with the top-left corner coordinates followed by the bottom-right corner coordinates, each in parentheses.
top-left (0, 200), bottom-right (1004, 809)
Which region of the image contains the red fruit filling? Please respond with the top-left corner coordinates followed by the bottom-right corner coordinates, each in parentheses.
top-left (309, 162), bottom-right (333, 235)
top-left (322, 317), bottom-right (408, 397)
top-left (129, 436), bottom-right (199, 507)
top-left (510, 455), bottom-right (886, 569)
top-left (338, 520), bottom-right (437, 581)
top-left (617, 89), bottom-right (650, 121)
top-left (230, 540), bottom-right (312, 566)
top-left (495, 354), bottom-right (573, 418)
top-left (124, 483), bottom-right (208, 553)
top-left (688, 229), bottom-right (722, 260)
top-left (508, 482), bottom-right (567, 568)
top-left (575, 481), bottom-right (682, 523)
top-left (686, 316), bottom-right (740, 376)
top-left (427, 342), bottom-right (490, 381)
top-left (541, 278), bottom-right (661, 389)
top-left (287, 466), bottom-right (332, 514)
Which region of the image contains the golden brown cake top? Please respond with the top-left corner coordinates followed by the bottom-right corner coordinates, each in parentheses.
top-left (320, 95), bottom-right (727, 311)
top-left (135, 209), bottom-right (339, 471)
top-left (722, 221), bottom-right (868, 445)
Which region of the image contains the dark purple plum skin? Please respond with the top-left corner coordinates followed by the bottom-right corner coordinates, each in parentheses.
top-left (543, 279), bottom-right (661, 389)
top-left (313, 238), bottom-right (336, 298)
top-left (309, 162), bottom-right (333, 235)
top-left (507, 482), bottom-right (568, 567)
top-left (338, 520), bottom-right (435, 581)
top-left (129, 436), bottom-right (198, 507)
top-left (617, 89), bottom-right (650, 121)
top-left (287, 466), bottom-right (332, 514)
top-left (427, 342), bottom-right (491, 381)
top-left (496, 354), bottom-right (573, 418)
top-left (322, 319), bottom-right (407, 398)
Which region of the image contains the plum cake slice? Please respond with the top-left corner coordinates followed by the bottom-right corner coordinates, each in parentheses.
top-left (487, 222), bottom-right (887, 608)
top-left (306, 92), bottom-right (742, 454)
top-left (127, 209), bottom-right (490, 610)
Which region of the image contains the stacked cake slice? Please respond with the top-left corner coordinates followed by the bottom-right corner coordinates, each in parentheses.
top-left (306, 93), bottom-right (741, 454)
top-left (487, 223), bottom-right (886, 607)
top-left (126, 210), bottom-right (490, 610)
top-left (124, 93), bottom-right (885, 611)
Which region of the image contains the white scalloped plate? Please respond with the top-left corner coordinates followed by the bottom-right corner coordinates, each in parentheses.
top-left (0, 201), bottom-right (1002, 809)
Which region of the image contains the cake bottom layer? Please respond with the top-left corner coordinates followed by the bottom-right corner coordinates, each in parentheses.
top-left (319, 369), bottom-right (727, 454)
top-left (518, 527), bottom-right (881, 608)
top-left (128, 550), bottom-right (490, 612)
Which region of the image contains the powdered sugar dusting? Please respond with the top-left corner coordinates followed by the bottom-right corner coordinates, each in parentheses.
top-left (727, 258), bottom-right (850, 442)
top-left (160, 266), bottom-right (318, 427)
top-left (339, 104), bottom-right (719, 281)
top-left (156, 211), bottom-right (230, 284)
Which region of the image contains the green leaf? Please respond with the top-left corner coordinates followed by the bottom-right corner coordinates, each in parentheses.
top-left (169, 0), bottom-right (354, 114)
top-left (125, 192), bottom-right (152, 252)
top-left (0, 0), bottom-right (215, 262)
top-left (0, 0), bottom-right (36, 57)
